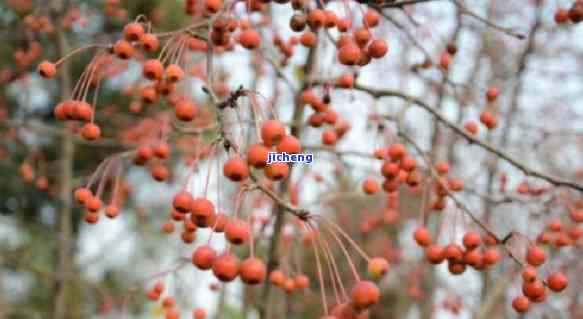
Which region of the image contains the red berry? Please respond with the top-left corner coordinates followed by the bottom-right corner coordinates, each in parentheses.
top-left (462, 231), bottom-right (482, 250)
top-left (413, 227), bottom-right (432, 247)
top-left (212, 253), bottom-right (240, 282)
top-left (512, 296), bottom-right (530, 313)
top-left (239, 257), bottom-right (266, 285)
top-left (224, 219), bottom-right (251, 245)
top-left (350, 281), bottom-right (380, 310)
top-left (261, 120), bottom-right (286, 146)
top-left (192, 245), bottom-right (217, 270)
top-left (526, 245), bottom-right (546, 267)
top-left (191, 198), bottom-right (216, 228)
top-left (223, 156), bottom-right (249, 182)
top-left (547, 271), bottom-right (568, 292)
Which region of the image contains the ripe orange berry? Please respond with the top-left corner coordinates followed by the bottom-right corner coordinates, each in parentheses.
top-left (162, 221), bottom-right (175, 233)
top-left (464, 120), bottom-right (478, 135)
top-left (485, 86), bottom-right (499, 102)
top-left (192, 245), bottom-right (217, 270)
top-left (193, 308), bottom-right (207, 319)
top-left (483, 248), bottom-right (501, 266)
top-left (353, 28), bottom-right (371, 47)
top-left (337, 18), bottom-right (352, 32)
top-left (283, 278), bottom-right (296, 294)
top-left (139, 33), bottom-right (160, 52)
top-left (479, 111), bottom-right (497, 130)
top-left (123, 22), bottom-right (145, 41)
top-left (462, 231), bottom-right (481, 250)
top-left (336, 73), bottom-right (354, 88)
top-left (276, 135), bottom-right (302, 154)
top-left (191, 198), bottom-right (216, 227)
top-left (141, 86), bottom-right (158, 104)
top-left (261, 120), bottom-right (286, 146)
top-left (294, 274), bottom-right (310, 289)
top-left (444, 244), bottom-right (464, 263)
top-left (522, 266), bottom-right (537, 282)
top-left (363, 9), bottom-right (380, 27)
top-left (84, 212), bottom-right (100, 224)
top-left (85, 196), bottom-right (103, 212)
top-left (464, 249), bottom-right (484, 269)
top-left (362, 178), bottom-right (380, 195)
top-left (307, 9), bottom-right (326, 29)
top-left (400, 156), bottom-right (416, 172)
top-left (239, 29), bottom-right (261, 49)
top-left (240, 257), bottom-right (266, 285)
top-left (264, 162), bottom-right (290, 181)
top-left (322, 129), bottom-right (338, 145)
top-left (338, 43), bottom-right (361, 66)
top-left (113, 40), bottom-right (134, 59)
top-left (299, 31), bottom-right (317, 47)
top-left (38, 60), bottom-right (57, 78)
top-left (223, 156), bottom-right (249, 182)
top-left (212, 253), bottom-right (240, 282)
top-left (512, 296), bottom-right (530, 313)
top-left (526, 245), bottom-right (546, 266)
top-left (555, 8), bottom-right (569, 24)
top-left (246, 144), bottom-right (269, 168)
top-left (173, 191), bottom-right (193, 214)
top-left (448, 261), bottom-right (466, 275)
top-left (175, 100), bottom-right (198, 121)
top-left (522, 279), bottom-right (545, 301)
top-left (224, 219), bottom-right (251, 245)
top-left (74, 101), bottom-right (93, 122)
top-left (367, 257), bottom-right (389, 279)
top-left (351, 281), bottom-right (380, 310)
top-left (547, 271), bottom-right (568, 292)
top-left (212, 213), bottom-right (229, 233)
top-left (74, 187), bottom-right (93, 204)
top-left (151, 164), bottom-right (169, 181)
top-left (153, 281), bottom-right (165, 294)
top-left (269, 269), bottom-right (286, 287)
top-left (425, 244), bottom-right (445, 264)
top-left (413, 227), bottom-right (432, 247)
top-left (105, 205), bottom-right (120, 218)
top-left (81, 123), bottom-right (101, 140)
top-left (153, 142), bottom-right (171, 159)
top-left (204, 0), bottom-right (222, 14)
top-left (324, 10), bottom-right (337, 28)
top-left (143, 59), bottom-right (164, 80)
top-left (369, 39), bottom-right (388, 59)
top-left (435, 162), bottom-right (450, 175)
top-left (165, 64), bottom-right (184, 83)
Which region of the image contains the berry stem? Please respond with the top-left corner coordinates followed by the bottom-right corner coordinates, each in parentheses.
top-left (305, 222), bottom-right (329, 315)
top-left (318, 215), bottom-right (371, 262)
top-left (54, 44), bottom-right (105, 67)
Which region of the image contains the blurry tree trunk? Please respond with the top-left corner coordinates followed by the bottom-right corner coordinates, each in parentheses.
top-left (52, 5), bottom-right (75, 318)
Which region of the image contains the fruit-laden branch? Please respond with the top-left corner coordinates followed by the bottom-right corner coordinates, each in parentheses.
top-left (200, 85), bottom-right (311, 220)
top-left (317, 81), bottom-right (583, 193)
top-left (398, 131), bottom-right (526, 268)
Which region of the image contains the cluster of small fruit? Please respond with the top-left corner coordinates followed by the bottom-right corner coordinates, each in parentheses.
top-left (414, 228), bottom-right (502, 274)
top-left (301, 88), bottom-right (352, 146)
top-left (511, 246), bottom-right (568, 313)
top-left (146, 281), bottom-right (208, 319)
